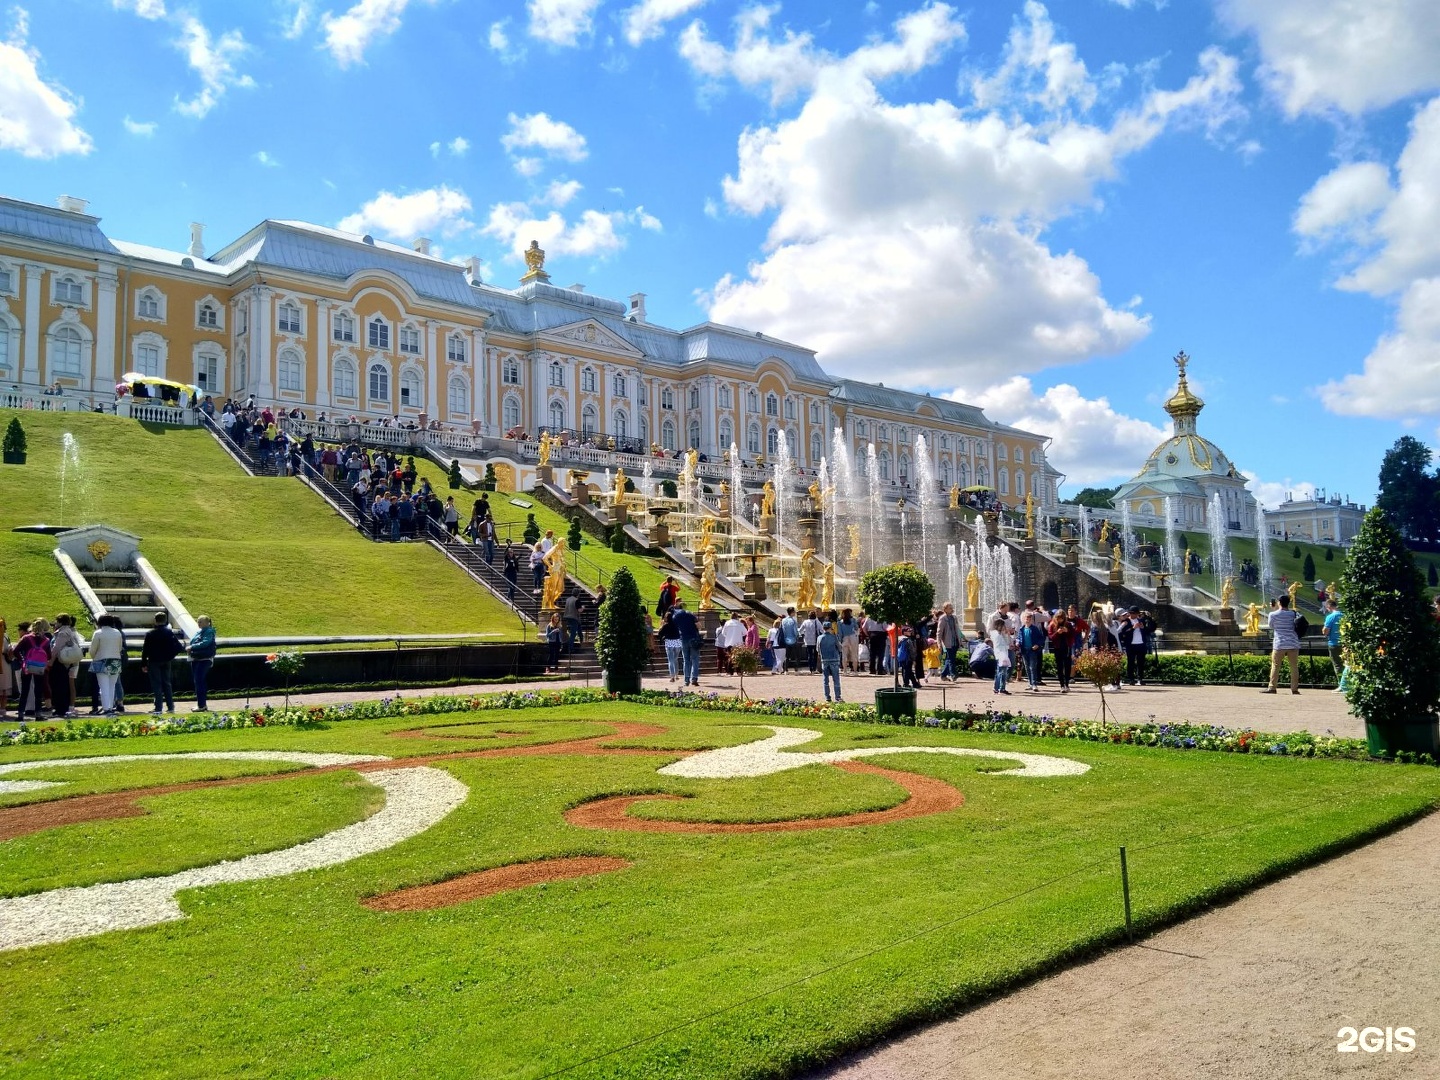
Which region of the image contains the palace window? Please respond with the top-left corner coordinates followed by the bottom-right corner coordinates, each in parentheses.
top-left (810, 431), bottom-right (821, 463)
top-left (765, 393), bottom-right (779, 417)
top-left (878, 424), bottom-right (889, 441)
top-left (502, 358), bottom-right (521, 384)
top-left (0, 267), bottom-right (12, 294)
top-left (503, 396), bottom-right (521, 431)
top-left (582, 404), bottom-right (597, 437)
top-left (958, 462), bottom-right (969, 487)
top-left (399, 325), bottom-right (421, 354)
top-left (688, 419), bottom-right (701, 449)
top-left (53, 275), bottom-right (84, 306)
top-left (549, 400), bottom-right (566, 432)
top-left (277, 349), bottom-right (304, 392)
top-left (940, 460), bottom-right (951, 486)
top-left (661, 419), bottom-right (676, 451)
top-left (899, 453), bottom-right (911, 484)
top-left (639, 416), bottom-right (649, 446)
top-left (53, 327), bottom-right (85, 375)
top-left (719, 418), bottom-right (733, 448)
top-left (748, 422), bottom-right (760, 455)
top-left (400, 369), bottom-right (421, 407)
top-left (1014, 470), bottom-right (1024, 498)
top-left (879, 450), bottom-right (891, 480)
top-left (718, 386), bottom-right (731, 409)
top-left (368, 363), bottom-right (389, 402)
top-left (277, 302), bottom-right (301, 335)
top-left (334, 358), bottom-right (357, 399)
top-left (747, 389), bottom-right (758, 412)
top-left (614, 410), bottom-right (629, 438)
top-left (197, 301), bottom-right (219, 329)
top-left (332, 312), bottom-right (355, 343)
top-left (638, 383), bottom-right (648, 407)
top-left (448, 378), bottom-right (469, 416)
top-left (581, 367), bottom-right (597, 393)
top-left (784, 398), bottom-right (795, 420)
top-left (0, 323), bottom-right (11, 378)
top-left (688, 387), bottom-right (700, 410)
top-left (856, 420), bottom-right (867, 438)
top-left (136, 288), bottom-right (163, 320)
top-left (549, 361), bottom-right (566, 388)
top-left (809, 402), bottom-right (819, 424)
top-left (1031, 448), bottom-right (1042, 464)
top-left (1014, 444), bottom-right (1024, 463)
top-left (447, 334), bottom-right (467, 363)
top-left (996, 443), bottom-right (1008, 461)
top-left (998, 470), bottom-right (1009, 495)
top-left (661, 387), bottom-right (675, 410)
top-left (613, 373), bottom-right (627, 398)
top-left (767, 427), bottom-right (779, 455)
top-left (367, 318), bottom-right (390, 350)
top-left (196, 353), bottom-right (221, 394)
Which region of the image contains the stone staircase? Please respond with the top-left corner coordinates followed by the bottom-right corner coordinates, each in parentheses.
top-left (86, 569), bottom-right (166, 628)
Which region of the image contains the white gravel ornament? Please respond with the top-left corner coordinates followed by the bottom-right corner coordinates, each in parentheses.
top-left (658, 726), bottom-right (1090, 779)
top-left (0, 751), bottom-right (390, 795)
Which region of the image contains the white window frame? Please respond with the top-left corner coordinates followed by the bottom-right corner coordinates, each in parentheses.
top-left (688, 419), bottom-right (701, 449)
top-left (332, 311), bottom-right (356, 343)
top-left (747, 423), bottom-right (760, 455)
top-left (661, 419), bottom-right (676, 451)
top-left (548, 399), bottom-right (566, 432)
top-left (277, 347), bottom-right (305, 393)
top-left (661, 387), bottom-right (675, 410)
top-left (810, 431), bottom-right (822, 463)
top-left (503, 395), bottom-right (522, 431)
top-left (784, 398), bottom-right (795, 420)
top-left (277, 301), bottom-right (303, 336)
top-left (135, 286), bottom-right (165, 322)
top-left (448, 377), bottom-right (470, 416)
top-left (747, 389), bottom-right (758, 412)
top-left (581, 366), bottom-right (597, 394)
top-left (196, 296), bottom-right (223, 331)
top-left (765, 393), bottom-right (779, 417)
top-left (0, 260), bottom-right (16, 297)
top-left (582, 404), bottom-right (598, 436)
top-left (367, 316), bottom-right (391, 351)
top-left (502, 357), bottom-right (521, 385)
top-left (194, 345), bottom-right (225, 396)
top-left (446, 333), bottom-right (466, 364)
top-left (638, 383), bottom-right (648, 407)
top-left (688, 387), bottom-right (700, 410)
top-left (368, 362), bottom-right (390, 404)
top-left (334, 356), bottom-right (357, 400)
top-left (0, 316), bottom-right (14, 380)
top-left (52, 274), bottom-right (86, 307)
top-left (126, 328), bottom-right (164, 379)
top-left (549, 361), bottom-right (566, 388)
top-left (997, 443), bottom-right (1008, 461)
top-left (767, 427), bottom-right (779, 455)
top-left (613, 372), bottom-right (627, 398)
top-left (719, 418), bottom-right (733, 448)
top-left (399, 367), bottom-right (422, 408)
top-left (613, 409), bottom-right (628, 438)
top-left (718, 385), bottom-right (731, 409)
top-left (809, 402), bottom-right (819, 424)
top-left (399, 323), bottom-right (421, 355)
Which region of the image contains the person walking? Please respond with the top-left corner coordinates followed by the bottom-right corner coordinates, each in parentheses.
top-left (0, 618), bottom-right (11, 719)
top-left (530, 543), bottom-right (547, 592)
top-left (672, 600), bottom-right (703, 687)
top-left (1018, 611), bottom-right (1046, 692)
top-left (141, 612), bottom-right (183, 715)
top-left (718, 612), bottom-right (745, 675)
top-left (800, 610), bottom-right (820, 674)
top-left (896, 630), bottom-right (920, 689)
top-left (989, 617), bottom-right (1013, 695)
top-left (187, 615), bottom-right (217, 711)
top-left (503, 545), bottom-right (520, 602)
top-left (1262, 593), bottom-right (1302, 695)
top-left (442, 496), bottom-right (460, 539)
top-left (768, 619), bottom-right (787, 675)
top-left (545, 613), bottom-right (564, 672)
top-left (818, 620), bottom-right (843, 702)
top-left (659, 610), bottom-right (683, 682)
top-left (1322, 598), bottom-right (1344, 690)
top-left (562, 593), bottom-right (582, 654)
top-left (780, 607), bottom-right (800, 671)
top-left (936, 603), bottom-right (961, 681)
top-left (656, 576), bottom-right (679, 619)
top-left (1117, 608), bottom-right (1150, 685)
top-left (88, 615), bottom-right (125, 716)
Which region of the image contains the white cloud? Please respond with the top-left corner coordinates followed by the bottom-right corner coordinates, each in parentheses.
top-left (703, 196), bottom-right (721, 217)
top-left (1293, 160), bottom-right (1391, 242)
top-left (635, 205), bottom-right (663, 230)
top-left (448, 135), bottom-right (469, 156)
top-left (1219, 0), bottom-right (1440, 117)
top-left (513, 156), bottom-right (543, 177)
top-left (488, 18), bottom-right (525, 62)
top-left (122, 115), bottom-right (157, 136)
top-left (951, 377), bottom-right (1165, 486)
top-left (1318, 278), bottom-right (1440, 419)
top-left (428, 139), bottom-right (440, 157)
top-left (254, 149), bottom-right (280, 167)
top-left (502, 111), bottom-right (588, 162)
top-left (338, 184), bottom-right (474, 239)
top-left (172, 13), bottom-right (254, 118)
top-left (972, 0), bottom-right (1095, 114)
top-left (622, 0), bottom-right (707, 46)
top-left (696, 3), bottom-right (1240, 386)
top-left (1243, 472), bottom-right (1315, 512)
top-left (114, 0), bottom-right (166, 18)
top-left (528, 0), bottom-right (602, 46)
top-left (322, 0), bottom-right (435, 66)
top-left (0, 8), bottom-right (93, 159)
top-left (483, 202), bottom-right (628, 259)
top-left (282, 2), bottom-right (313, 39)
top-left (542, 179), bottom-right (583, 207)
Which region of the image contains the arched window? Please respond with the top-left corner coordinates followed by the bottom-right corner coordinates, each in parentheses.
top-left (1032, 471), bottom-right (1041, 499)
top-left (367, 317), bottom-right (390, 350)
top-left (614, 410), bottom-right (628, 437)
top-left (661, 419), bottom-right (676, 451)
top-left (581, 367), bottom-right (597, 393)
top-left (51, 326), bottom-right (83, 375)
top-left (688, 387), bottom-right (700, 410)
top-left (748, 423), bottom-right (760, 455)
top-left (940, 460), bottom-right (951, 486)
top-left (688, 419), bottom-right (701, 449)
top-left (899, 453), bottom-right (911, 484)
top-left (998, 470), bottom-right (1009, 495)
top-left (856, 420), bottom-right (867, 438)
top-left (765, 393), bottom-right (779, 417)
top-left (0, 322), bottom-right (11, 378)
top-left (1014, 470), bottom-right (1024, 498)
top-left (767, 426), bottom-right (778, 455)
top-left (447, 334), bottom-right (466, 363)
top-left (977, 465), bottom-right (988, 487)
top-left (788, 428), bottom-right (798, 455)
top-left (399, 369), bottom-right (421, 407)
top-left (277, 348), bottom-right (304, 392)
top-left (718, 385), bottom-right (731, 409)
top-left (136, 287), bottom-right (164, 321)
top-left (333, 311), bottom-right (355, 342)
top-left (549, 361), bottom-right (565, 388)
top-left (399, 324), bottom-right (421, 354)
top-left (719, 418), bottom-right (733, 448)
top-left (197, 300), bottom-right (220, 329)
top-left (878, 424), bottom-right (889, 441)
top-left (448, 378), bottom-right (469, 416)
top-left (277, 301), bottom-right (301, 334)
top-left (548, 399), bottom-right (565, 432)
top-left (958, 462), bottom-right (969, 488)
top-left (53, 275), bottom-right (84, 306)
top-left (810, 431), bottom-right (821, 463)
top-left (613, 372), bottom-right (627, 398)
top-left (809, 402), bottom-right (820, 423)
top-left (368, 362), bottom-right (389, 403)
top-left (639, 416), bottom-right (649, 446)
top-left (503, 358), bottom-right (521, 384)
top-left (334, 357), bottom-right (356, 399)
top-left (996, 443), bottom-right (1008, 461)
top-left (582, 404), bottom-right (597, 436)
top-left (503, 395), bottom-right (521, 431)
top-left (879, 450), bottom-right (891, 480)
top-left (1014, 444), bottom-right (1024, 463)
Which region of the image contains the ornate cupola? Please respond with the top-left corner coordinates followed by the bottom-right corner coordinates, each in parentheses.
top-left (1164, 350), bottom-right (1204, 436)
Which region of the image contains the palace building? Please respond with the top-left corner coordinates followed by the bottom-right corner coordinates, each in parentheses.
top-left (0, 193), bottom-right (1058, 505)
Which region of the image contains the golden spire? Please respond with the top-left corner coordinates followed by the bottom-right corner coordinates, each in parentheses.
top-left (1164, 349), bottom-right (1204, 432)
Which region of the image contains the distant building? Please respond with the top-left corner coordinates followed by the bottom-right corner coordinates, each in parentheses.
top-left (1264, 490), bottom-right (1367, 546)
top-left (1112, 352), bottom-right (1257, 533)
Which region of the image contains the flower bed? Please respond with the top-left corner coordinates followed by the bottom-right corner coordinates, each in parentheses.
top-left (3, 687), bottom-right (1433, 766)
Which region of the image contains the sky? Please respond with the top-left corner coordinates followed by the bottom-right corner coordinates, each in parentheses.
top-left (3, 0), bottom-right (1439, 508)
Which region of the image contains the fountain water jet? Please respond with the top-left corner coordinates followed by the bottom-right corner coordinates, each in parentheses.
top-left (914, 434), bottom-right (938, 580)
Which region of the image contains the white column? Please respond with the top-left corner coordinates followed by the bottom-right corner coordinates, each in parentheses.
top-left (529, 352), bottom-right (545, 434)
top-left (700, 375), bottom-right (717, 455)
top-left (425, 321), bottom-right (439, 415)
top-left (21, 264), bottom-right (42, 384)
top-left (253, 286), bottom-right (273, 401)
top-left (93, 264), bottom-right (118, 393)
top-left (314, 298), bottom-right (331, 406)
top-left (472, 328), bottom-right (487, 431)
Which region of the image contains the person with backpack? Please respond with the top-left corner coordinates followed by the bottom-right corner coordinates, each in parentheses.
top-left (0, 618), bottom-right (11, 719)
top-left (15, 617), bottom-right (53, 722)
top-left (671, 599), bottom-right (703, 687)
top-left (656, 576), bottom-right (679, 619)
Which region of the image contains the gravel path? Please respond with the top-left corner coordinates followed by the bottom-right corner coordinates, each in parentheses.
top-left (0, 764), bottom-right (468, 951)
top-left (809, 810), bottom-right (1440, 1080)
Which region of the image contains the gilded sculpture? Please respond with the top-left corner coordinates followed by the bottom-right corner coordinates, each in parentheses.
top-left (796, 548), bottom-right (817, 610)
top-left (847, 524), bottom-right (861, 563)
top-left (1220, 576), bottom-right (1236, 610)
top-left (700, 515), bottom-right (716, 547)
top-left (965, 564), bottom-right (981, 610)
top-left (821, 561), bottom-right (835, 610)
top-left (612, 468), bottom-right (627, 502)
top-left (541, 538), bottom-right (567, 610)
top-left (1244, 602), bottom-right (1262, 636)
top-left (808, 480), bottom-right (823, 513)
top-left (1288, 580), bottom-right (1302, 608)
top-left (699, 544), bottom-right (717, 611)
top-left (537, 432), bottom-right (552, 467)
top-left (1099, 520), bottom-right (1112, 546)
top-left (761, 480), bottom-right (776, 517)
top-left (949, 484), bottom-right (960, 510)
top-left (1184, 547), bottom-right (1193, 575)
top-left (1024, 492), bottom-right (1036, 540)
top-left (1111, 543), bottom-right (1123, 571)
top-left (523, 239), bottom-right (546, 277)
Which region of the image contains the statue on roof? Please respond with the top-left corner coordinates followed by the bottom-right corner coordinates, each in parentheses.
top-left (521, 239), bottom-right (550, 283)
top-left (1174, 350), bottom-right (1189, 379)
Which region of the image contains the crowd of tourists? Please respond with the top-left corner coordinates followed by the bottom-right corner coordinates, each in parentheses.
top-left (0, 612), bottom-right (218, 721)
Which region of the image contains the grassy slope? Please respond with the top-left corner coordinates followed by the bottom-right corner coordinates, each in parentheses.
top-left (0, 410), bottom-right (523, 638)
top-left (1, 703), bottom-right (1437, 1078)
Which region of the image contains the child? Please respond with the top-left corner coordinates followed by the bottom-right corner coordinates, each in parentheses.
top-left (923, 638), bottom-right (942, 680)
top-left (989, 617), bottom-right (1013, 695)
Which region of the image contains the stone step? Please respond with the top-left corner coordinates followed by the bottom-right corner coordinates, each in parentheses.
top-left (87, 571), bottom-right (142, 585)
top-left (108, 605), bottom-right (167, 627)
top-left (91, 587), bottom-right (155, 601)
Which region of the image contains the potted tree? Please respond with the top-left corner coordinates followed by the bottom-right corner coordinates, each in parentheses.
top-left (596, 566), bottom-right (648, 694)
top-left (857, 562), bottom-right (934, 719)
top-left (1339, 508), bottom-right (1440, 755)
top-left (2, 417), bottom-right (26, 465)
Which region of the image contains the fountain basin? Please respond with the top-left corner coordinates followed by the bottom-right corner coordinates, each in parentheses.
top-left (12, 524), bottom-right (80, 535)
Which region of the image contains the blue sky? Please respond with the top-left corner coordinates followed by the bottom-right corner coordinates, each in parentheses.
top-left (3, 0), bottom-right (1439, 506)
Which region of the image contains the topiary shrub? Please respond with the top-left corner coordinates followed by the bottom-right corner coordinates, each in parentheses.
top-left (2, 416), bottom-right (27, 464)
top-left (610, 524), bottom-right (627, 553)
top-left (1325, 547), bottom-right (1334, 562)
top-left (481, 463), bottom-right (498, 491)
top-left (661, 479), bottom-right (677, 499)
top-left (596, 566), bottom-right (648, 694)
top-left (447, 459), bottom-right (462, 489)
top-left (1339, 507), bottom-right (1440, 754)
top-left (1302, 552), bottom-right (1315, 582)
top-left (567, 514), bottom-right (584, 551)
top-left (522, 513), bottom-right (541, 545)
top-left (857, 562), bottom-right (935, 693)
top-left (1292, 544), bottom-right (1302, 559)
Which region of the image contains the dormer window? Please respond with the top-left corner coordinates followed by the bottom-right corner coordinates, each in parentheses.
top-left (277, 302), bottom-right (302, 334)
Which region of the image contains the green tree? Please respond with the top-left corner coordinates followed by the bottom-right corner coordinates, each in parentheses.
top-left (1338, 507), bottom-right (1440, 753)
top-left (1325, 547), bottom-right (1334, 562)
top-left (595, 567), bottom-right (648, 694)
top-left (481, 463), bottom-right (498, 491)
top-left (447, 459), bottom-right (462, 489)
top-left (857, 563), bottom-right (935, 691)
top-left (2, 417), bottom-right (26, 459)
top-left (1302, 552), bottom-right (1316, 581)
top-left (611, 524), bottom-right (627, 553)
top-left (1071, 486), bottom-right (1118, 509)
top-left (1292, 544), bottom-right (1301, 559)
top-left (567, 514), bottom-right (584, 551)
top-left (522, 513), bottom-right (541, 545)
top-left (1376, 436), bottom-right (1439, 541)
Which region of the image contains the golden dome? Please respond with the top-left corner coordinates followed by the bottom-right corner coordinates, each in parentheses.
top-left (1164, 350), bottom-right (1204, 421)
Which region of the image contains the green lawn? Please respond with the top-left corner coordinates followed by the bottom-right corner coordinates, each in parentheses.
top-left (2, 701), bottom-right (1437, 1078)
top-left (0, 410), bottom-right (523, 638)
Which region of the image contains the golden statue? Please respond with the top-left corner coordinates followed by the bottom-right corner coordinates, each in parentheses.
top-left (1220, 576), bottom-right (1236, 610)
top-left (1184, 547), bottom-right (1193, 575)
top-left (1288, 580), bottom-right (1302, 608)
top-left (847, 524), bottom-right (861, 563)
top-left (700, 515), bottom-right (716, 547)
top-left (965, 564), bottom-right (981, 610)
top-left (1111, 543), bottom-right (1122, 571)
top-left (537, 431), bottom-right (553, 466)
top-left (1024, 492), bottom-right (1036, 539)
top-left (521, 239), bottom-right (548, 282)
top-left (949, 484), bottom-right (960, 510)
top-left (1244, 602), bottom-right (1262, 636)
top-left (761, 480), bottom-right (776, 517)
top-left (541, 538), bottom-right (567, 609)
top-left (698, 544), bottom-right (717, 610)
top-left (808, 480), bottom-right (823, 512)
top-left (612, 468), bottom-right (627, 502)
top-left (1099, 520), bottom-right (1112, 546)
top-left (821, 560), bottom-right (835, 609)
top-left (796, 548), bottom-right (817, 609)
top-left (719, 481), bottom-right (729, 499)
